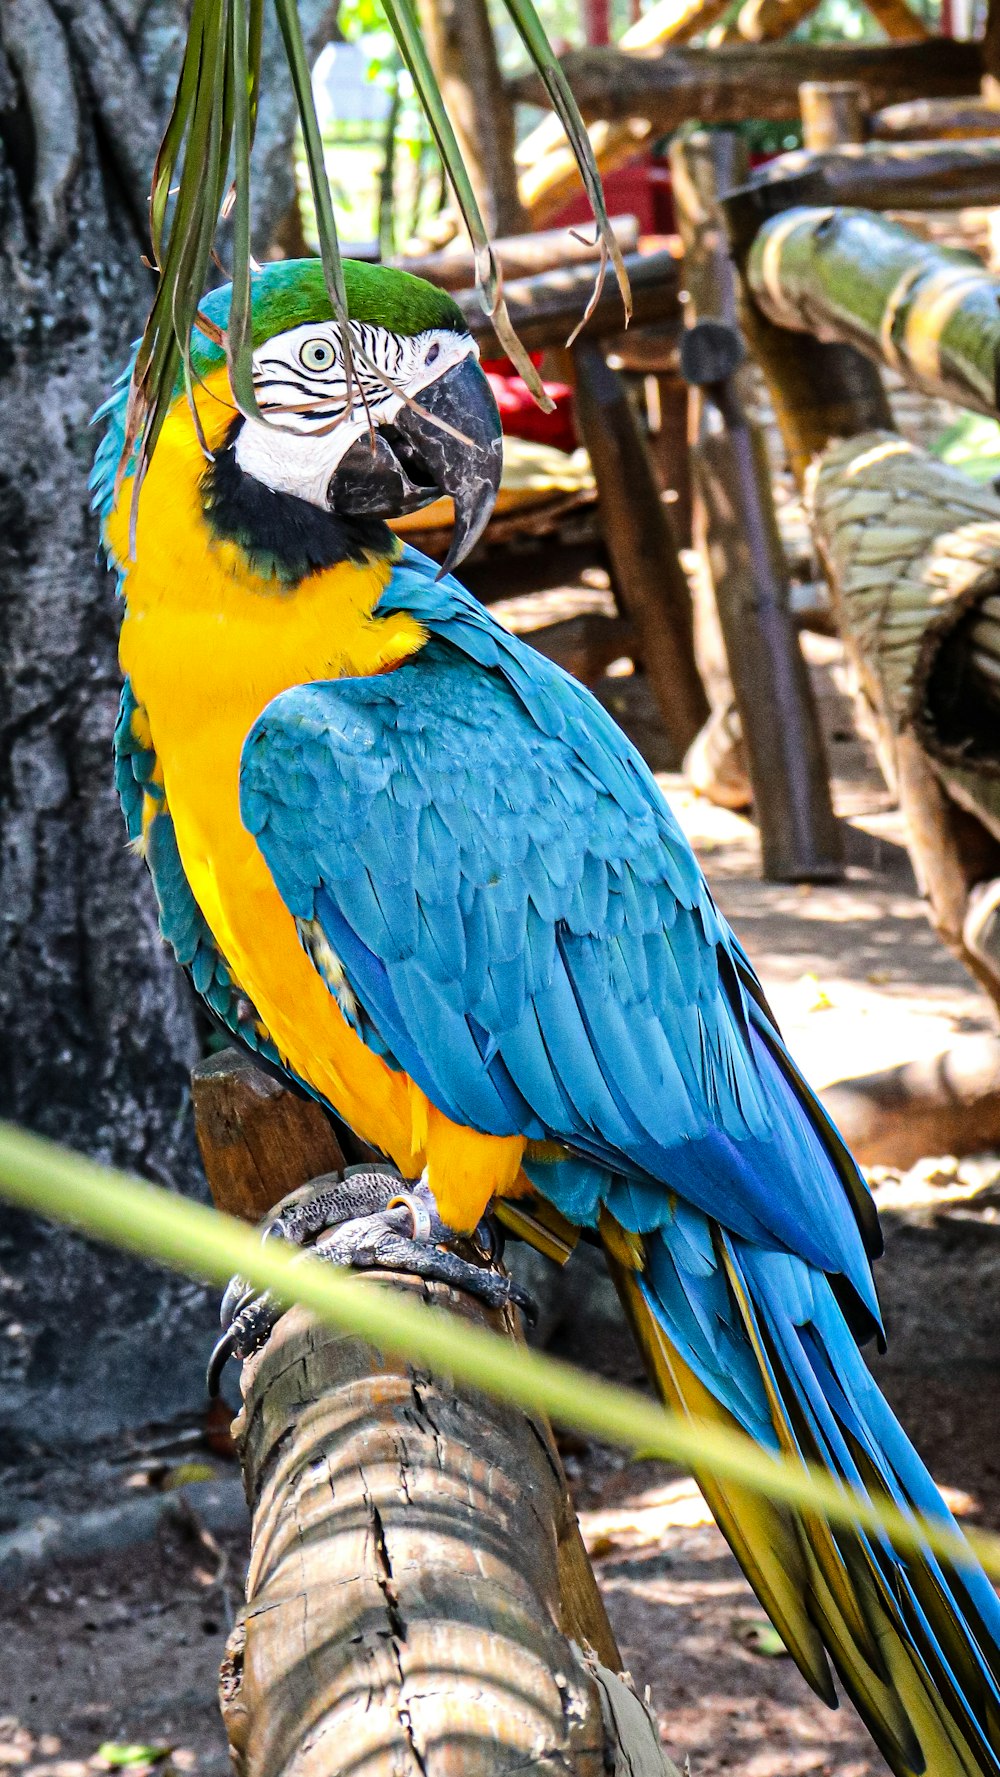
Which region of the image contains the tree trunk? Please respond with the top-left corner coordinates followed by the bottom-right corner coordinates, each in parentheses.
top-left (192, 1052), bottom-right (672, 1777)
top-left (0, 0), bottom-right (332, 1451)
top-left (416, 0), bottom-right (526, 237)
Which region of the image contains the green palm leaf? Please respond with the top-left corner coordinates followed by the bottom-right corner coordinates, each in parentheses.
top-left (119, 0), bottom-right (628, 526)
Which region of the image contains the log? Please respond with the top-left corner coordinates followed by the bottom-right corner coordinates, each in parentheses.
top-left (223, 1287), bottom-right (675, 1777)
top-left (570, 338), bottom-right (710, 758)
top-left (740, 138), bottom-right (1000, 211)
top-left (872, 94), bottom-right (1000, 141)
top-left (192, 1053), bottom-right (647, 1777)
top-left (452, 250), bottom-right (679, 354)
top-left (513, 40), bottom-right (982, 224)
top-left (515, 0), bottom-right (732, 226)
top-left (508, 40), bottom-right (983, 128)
top-left (192, 1048), bottom-right (347, 1223)
top-left (799, 80), bottom-right (867, 149)
top-left (809, 430), bottom-right (1000, 1002)
top-left (393, 216), bottom-right (640, 291)
top-left (820, 1034), bottom-right (1000, 1168)
top-left (745, 205), bottom-right (1000, 416)
top-left (682, 320), bottom-right (842, 879)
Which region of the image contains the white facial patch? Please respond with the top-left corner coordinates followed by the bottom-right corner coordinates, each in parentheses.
top-left (233, 320), bottom-right (478, 505)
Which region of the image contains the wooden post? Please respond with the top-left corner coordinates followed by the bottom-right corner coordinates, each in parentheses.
top-left (670, 128), bottom-right (751, 808)
top-left (671, 129), bottom-right (840, 873)
top-left (570, 338), bottom-right (710, 759)
top-left (682, 321), bottom-right (843, 880)
top-left (192, 1053), bottom-right (663, 1777)
top-left (798, 80), bottom-right (867, 148)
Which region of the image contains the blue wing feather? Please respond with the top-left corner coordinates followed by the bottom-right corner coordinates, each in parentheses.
top-left (241, 549), bottom-right (879, 1329)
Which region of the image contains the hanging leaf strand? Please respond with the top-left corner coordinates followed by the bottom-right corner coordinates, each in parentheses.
top-left (118, 0), bottom-right (628, 531)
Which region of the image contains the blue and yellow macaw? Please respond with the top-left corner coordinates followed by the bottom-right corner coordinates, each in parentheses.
top-left (95, 258), bottom-right (1000, 1776)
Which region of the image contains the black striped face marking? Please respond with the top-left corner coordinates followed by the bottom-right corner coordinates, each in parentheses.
top-left (233, 319), bottom-right (477, 505)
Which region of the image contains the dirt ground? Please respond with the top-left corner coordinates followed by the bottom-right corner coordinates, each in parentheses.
top-left (3, 641), bottom-right (1000, 1777)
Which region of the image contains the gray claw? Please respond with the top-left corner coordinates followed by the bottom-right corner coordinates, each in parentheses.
top-left (208, 1167), bottom-right (534, 1394)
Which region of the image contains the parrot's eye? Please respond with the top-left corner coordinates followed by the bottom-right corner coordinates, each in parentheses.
top-left (300, 338), bottom-right (336, 372)
top-left (425, 341), bottom-right (440, 365)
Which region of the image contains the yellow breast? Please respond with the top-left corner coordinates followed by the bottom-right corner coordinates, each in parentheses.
top-left (109, 374), bottom-right (525, 1227)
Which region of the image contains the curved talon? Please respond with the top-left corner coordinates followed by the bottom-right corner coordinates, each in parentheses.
top-left (207, 1325), bottom-right (239, 1397)
top-left (208, 1170), bottom-right (535, 1391)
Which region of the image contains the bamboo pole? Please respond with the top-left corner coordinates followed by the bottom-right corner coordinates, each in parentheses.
top-left (514, 41), bottom-right (981, 225)
top-left (745, 205), bottom-right (1000, 416)
top-left (722, 195), bottom-right (892, 487)
top-left (809, 430), bottom-right (1000, 1002)
top-left (193, 1053), bottom-right (669, 1777)
top-left (741, 138), bottom-right (1000, 211)
top-left (570, 338), bottom-right (710, 760)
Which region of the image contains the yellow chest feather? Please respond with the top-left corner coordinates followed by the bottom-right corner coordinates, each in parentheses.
top-left (109, 382), bottom-right (525, 1225)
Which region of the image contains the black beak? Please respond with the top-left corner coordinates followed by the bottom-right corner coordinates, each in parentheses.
top-left (327, 355), bottom-right (502, 577)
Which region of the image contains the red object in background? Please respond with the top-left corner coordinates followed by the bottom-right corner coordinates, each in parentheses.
top-left (550, 148), bottom-right (782, 238)
top-left (481, 356), bottom-right (578, 452)
top-left (584, 0), bottom-right (611, 45)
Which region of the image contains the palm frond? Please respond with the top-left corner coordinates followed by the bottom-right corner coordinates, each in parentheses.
top-left (119, 0), bottom-right (628, 525)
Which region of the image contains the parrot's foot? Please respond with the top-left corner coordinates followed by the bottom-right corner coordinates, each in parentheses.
top-left (207, 1164), bottom-right (534, 1394)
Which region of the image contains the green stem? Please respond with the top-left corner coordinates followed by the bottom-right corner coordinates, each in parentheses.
top-left (2, 1120), bottom-right (998, 1583)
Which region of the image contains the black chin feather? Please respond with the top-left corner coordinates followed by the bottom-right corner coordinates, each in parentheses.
top-left (202, 420), bottom-right (395, 586)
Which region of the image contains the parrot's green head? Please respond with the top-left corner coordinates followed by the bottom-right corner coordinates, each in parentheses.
top-left (192, 257), bottom-right (502, 577)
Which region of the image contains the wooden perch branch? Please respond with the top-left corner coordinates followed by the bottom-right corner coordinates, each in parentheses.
top-left (744, 205), bottom-right (1000, 416)
top-left (741, 138), bottom-right (1000, 212)
top-left (193, 1052), bottom-right (673, 1777)
top-left (809, 432), bottom-right (1000, 1001)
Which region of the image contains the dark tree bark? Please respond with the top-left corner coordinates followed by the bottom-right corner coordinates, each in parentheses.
top-left (0, 0), bottom-right (331, 1451)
